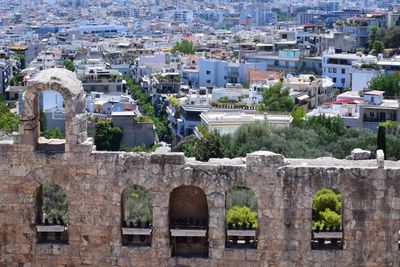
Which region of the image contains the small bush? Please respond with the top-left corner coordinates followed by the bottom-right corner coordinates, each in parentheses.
top-left (226, 206), bottom-right (258, 228)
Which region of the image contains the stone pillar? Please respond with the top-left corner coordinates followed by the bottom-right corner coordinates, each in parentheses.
top-left (151, 191), bottom-right (171, 260)
top-left (207, 192), bottom-right (225, 260)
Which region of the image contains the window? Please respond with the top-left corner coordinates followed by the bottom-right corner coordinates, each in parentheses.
top-left (121, 184), bottom-right (152, 246)
top-left (206, 80), bottom-right (211, 84)
top-left (225, 187), bottom-right (258, 249)
top-left (311, 188), bottom-right (343, 250)
top-left (333, 68), bottom-right (337, 73)
top-left (341, 69), bottom-right (345, 74)
top-left (36, 183), bottom-right (69, 244)
top-left (206, 70), bottom-right (211, 75)
top-left (341, 78), bottom-right (345, 85)
top-left (332, 78), bottom-right (337, 83)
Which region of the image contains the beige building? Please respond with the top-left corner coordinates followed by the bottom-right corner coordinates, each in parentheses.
top-left (196, 111), bottom-right (292, 136)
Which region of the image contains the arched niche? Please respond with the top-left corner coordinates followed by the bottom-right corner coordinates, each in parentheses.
top-left (169, 185), bottom-right (209, 257)
top-left (311, 187), bottom-right (343, 250)
top-left (19, 68), bottom-right (87, 151)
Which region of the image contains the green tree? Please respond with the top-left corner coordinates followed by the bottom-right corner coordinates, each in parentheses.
top-left (0, 98), bottom-right (19, 134)
top-left (377, 125), bottom-right (386, 159)
top-left (291, 105), bottom-right (306, 128)
top-left (367, 73), bottom-right (400, 98)
top-left (39, 111), bottom-right (47, 132)
top-left (63, 59), bottom-right (75, 72)
top-left (193, 130), bottom-right (223, 161)
top-left (171, 40), bottom-right (196, 54)
top-left (42, 183), bottom-right (69, 223)
top-left (43, 127), bottom-right (65, 139)
top-left (258, 82), bottom-right (294, 112)
top-left (94, 118), bottom-right (123, 151)
top-left (16, 53), bottom-right (25, 69)
top-left (312, 188), bottom-right (342, 229)
top-left (124, 184), bottom-right (152, 224)
top-left (226, 187), bottom-right (257, 211)
top-left (9, 72), bottom-right (24, 86)
top-left (125, 76), bottom-right (171, 142)
top-left (370, 40), bottom-right (385, 55)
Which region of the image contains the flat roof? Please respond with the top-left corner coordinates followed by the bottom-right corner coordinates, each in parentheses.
top-left (365, 90), bottom-right (384, 95)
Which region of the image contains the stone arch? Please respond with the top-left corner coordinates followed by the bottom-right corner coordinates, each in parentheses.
top-left (169, 185), bottom-right (209, 257)
top-left (19, 68), bottom-right (87, 150)
top-left (169, 185), bottom-right (209, 223)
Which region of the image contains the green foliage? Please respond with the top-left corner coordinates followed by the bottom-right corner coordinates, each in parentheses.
top-left (134, 115), bottom-right (153, 123)
top-left (125, 76), bottom-right (171, 142)
top-left (170, 96), bottom-right (179, 107)
top-left (226, 206), bottom-right (258, 228)
top-left (291, 105), bottom-right (306, 128)
top-left (0, 98), bottom-right (19, 133)
top-left (369, 40), bottom-right (385, 55)
top-left (124, 184), bottom-right (152, 224)
top-left (360, 63), bottom-right (380, 70)
top-left (226, 187), bottom-right (257, 211)
top-left (193, 130), bottom-right (223, 161)
top-left (312, 188), bottom-right (342, 229)
top-left (10, 72), bottom-right (24, 86)
top-left (95, 118), bottom-right (123, 151)
top-left (39, 111), bottom-right (47, 132)
top-left (63, 59), bottom-right (75, 72)
top-left (258, 82), bottom-right (294, 112)
top-left (120, 144), bottom-right (157, 153)
top-left (179, 115), bottom-right (400, 161)
top-left (171, 40), bottom-right (196, 54)
top-left (368, 26), bottom-right (400, 49)
top-left (179, 135), bottom-right (197, 157)
top-left (367, 74), bottom-right (400, 98)
top-left (377, 125), bottom-right (386, 158)
top-left (43, 127), bottom-right (65, 139)
top-left (16, 53), bottom-right (25, 69)
top-left (42, 183), bottom-right (68, 223)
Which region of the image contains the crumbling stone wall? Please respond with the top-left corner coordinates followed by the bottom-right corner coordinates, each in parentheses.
top-left (1, 69), bottom-right (400, 267)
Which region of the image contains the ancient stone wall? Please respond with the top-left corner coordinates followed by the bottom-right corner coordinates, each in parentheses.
top-left (1, 147), bottom-right (400, 267)
top-left (1, 69), bottom-right (400, 267)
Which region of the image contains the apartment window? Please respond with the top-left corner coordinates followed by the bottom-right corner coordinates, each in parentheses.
top-left (206, 71), bottom-right (211, 75)
top-left (328, 67), bottom-right (332, 73)
top-left (333, 78), bottom-right (337, 83)
top-left (341, 69), bottom-right (345, 74)
top-left (341, 78), bottom-right (345, 85)
top-left (206, 80), bottom-right (211, 84)
top-left (333, 68), bottom-right (337, 73)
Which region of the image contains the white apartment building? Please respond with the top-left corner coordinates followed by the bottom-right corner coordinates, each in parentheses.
top-left (322, 50), bottom-right (376, 88)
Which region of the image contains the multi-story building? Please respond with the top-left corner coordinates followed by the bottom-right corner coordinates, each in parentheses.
top-left (0, 58), bottom-right (12, 95)
top-left (322, 50), bottom-right (376, 88)
top-left (359, 90), bottom-right (400, 131)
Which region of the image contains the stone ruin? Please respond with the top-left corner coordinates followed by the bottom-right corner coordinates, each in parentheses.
top-left (0, 68), bottom-right (400, 266)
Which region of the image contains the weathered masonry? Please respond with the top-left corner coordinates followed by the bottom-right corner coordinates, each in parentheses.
top-left (1, 69), bottom-right (400, 267)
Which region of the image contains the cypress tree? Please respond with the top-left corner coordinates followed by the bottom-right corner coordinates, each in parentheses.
top-left (377, 125), bottom-right (386, 159)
